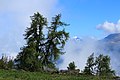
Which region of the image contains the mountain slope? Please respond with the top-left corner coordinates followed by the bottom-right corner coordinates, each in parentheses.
top-left (97, 33), bottom-right (120, 75)
top-left (98, 33), bottom-right (120, 52)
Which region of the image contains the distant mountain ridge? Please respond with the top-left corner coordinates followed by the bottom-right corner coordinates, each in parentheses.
top-left (73, 34), bottom-right (120, 73)
top-left (98, 33), bottom-right (120, 75)
top-left (103, 33), bottom-right (120, 42)
top-left (98, 33), bottom-right (120, 52)
top-left (59, 33), bottom-right (120, 75)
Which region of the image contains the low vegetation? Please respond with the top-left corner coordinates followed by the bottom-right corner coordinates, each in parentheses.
top-left (0, 69), bottom-right (118, 80)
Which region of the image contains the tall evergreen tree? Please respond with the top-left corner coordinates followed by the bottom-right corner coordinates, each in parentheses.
top-left (83, 53), bottom-right (95, 75)
top-left (95, 54), bottom-right (115, 76)
top-left (24, 12), bottom-right (47, 57)
top-left (15, 12), bottom-right (69, 71)
top-left (15, 12), bottom-right (47, 71)
top-left (41, 14), bottom-right (69, 68)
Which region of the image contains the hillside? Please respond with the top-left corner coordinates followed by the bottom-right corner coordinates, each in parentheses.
top-left (96, 33), bottom-right (120, 75)
top-left (0, 69), bottom-right (117, 80)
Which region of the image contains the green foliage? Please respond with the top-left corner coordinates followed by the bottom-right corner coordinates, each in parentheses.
top-left (15, 12), bottom-right (69, 71)
top-left (7, 59), bottom-right (14, 69)
top-left (0, 56), bottom-right (7, 69)
top-left (0, 55), bottom-right (14, 70)
top-left (83, 53), bottom-right (95, 75)
top-left (67, 61), bottom-right (76, 70)
top-left (95, 54), bottom-right (115, 76)
top-left (15, 43), bottom-right (42, 71)
top-left (83, 53), bottom-right (115, 76)
top-left (43, 14), bottom-right (69, 67)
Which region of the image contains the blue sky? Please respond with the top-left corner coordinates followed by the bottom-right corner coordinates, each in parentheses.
top-left (0, 0), bottom-right (120, 58)
top-left (57, 0), bottom-right (120, 38)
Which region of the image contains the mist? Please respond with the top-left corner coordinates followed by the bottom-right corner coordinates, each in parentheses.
top-left (58, 37), bottom-right (97, 71)
top-left (58, 36), bottom-right (120, 75)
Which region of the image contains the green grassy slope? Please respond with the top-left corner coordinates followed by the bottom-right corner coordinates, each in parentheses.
top-left (0, 69), bottom-right (117, 80)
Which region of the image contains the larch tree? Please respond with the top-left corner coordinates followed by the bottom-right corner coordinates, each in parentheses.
top-left (42, 14), bottom-right (69, 68)
top-left (95, 54), bottom-right (115, 76)
top-left (83, 53), bottom-right (95, 75)
top-left (15, 12), bottom-right (47, 71)
top-left (15, 12), bottom-right (69, 71)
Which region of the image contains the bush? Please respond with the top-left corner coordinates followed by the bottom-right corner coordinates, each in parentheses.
top-left (67, 61), bottom-right (76, 70)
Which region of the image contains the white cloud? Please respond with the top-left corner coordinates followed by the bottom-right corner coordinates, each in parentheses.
top-left (0, 0), bottom-right (59, 57)
top-left (97, 20), bottom-right (120, 34)
top-left (58, 36), bottom-right (120, 75)
top-left (0, 0), bottom-right (58, 14)
top-left (58, 37), bottom-right (97, 71)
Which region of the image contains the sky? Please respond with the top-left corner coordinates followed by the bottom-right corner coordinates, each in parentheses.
top-left (59, 0), bottom-right (120, 37)
top-left (0, 0), bottom-right (120, 71)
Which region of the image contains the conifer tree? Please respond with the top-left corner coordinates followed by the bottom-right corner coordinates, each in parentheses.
top-left (67, 61), bottom-right (76, 70)
top-left (95, 54), bottom-right (115, 76)
top-left (83, 53), bottom-right (95, 75)
top-left (15, 13), bottom-right (69, 71)
top-left (42, 14), bottom-right (69, 68)
top-left (15, 12), bottom-right (47, 71)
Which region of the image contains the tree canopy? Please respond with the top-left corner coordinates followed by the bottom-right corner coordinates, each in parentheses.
top-left (83, 53), bottom-right (95, 75)
top-left (83, 53), bottom-right (115, 76)
top-left (95, 54), bottom-right (115, 76)
top-left (15, 12), bottom-right (69, 71)
top-left (67, 61), bottom-right (76, 70)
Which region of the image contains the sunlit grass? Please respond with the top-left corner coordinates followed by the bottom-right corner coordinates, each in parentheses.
top-left (0, 69), bottom-right (117, 80)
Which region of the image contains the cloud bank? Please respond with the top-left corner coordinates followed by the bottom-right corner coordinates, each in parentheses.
top-left (0, 0), bottom-right (59, 58)
top-left (97, 20), bottom-right (120, 34)
top-left (58, 37), bottom-right (97, 71)
top-left (58, 36), bottom-right (120, 75)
